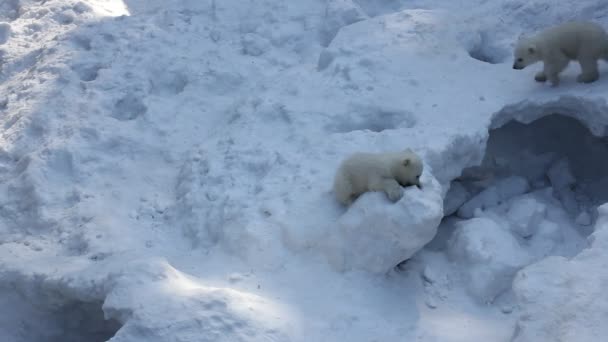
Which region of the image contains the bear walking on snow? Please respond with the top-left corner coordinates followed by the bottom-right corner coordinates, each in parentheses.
top-left (333, 149), bottom-right (423, 206)
top-left (512, 21), bottom-right (608, 86)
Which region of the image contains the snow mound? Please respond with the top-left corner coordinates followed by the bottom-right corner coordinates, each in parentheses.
top-left (105, 259), bottom-right (292, 342)
top-left (448, 217), bottom-right (530, 303)
top-left (324, 174), bottom-right (443, 274)
top-left (0, 256), bottom-right (292, 342)
top-left (512, 204), bottom-right (608, 342)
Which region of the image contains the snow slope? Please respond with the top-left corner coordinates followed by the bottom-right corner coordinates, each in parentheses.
top-left (1, 0), bottom-right (608, 341)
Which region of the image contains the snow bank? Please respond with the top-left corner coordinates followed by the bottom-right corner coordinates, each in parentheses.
top-left (104, 259), bottom-right (292, 342)
top-left (3, 0), bottom-right (608, 340)
top-left (512, 204), bottom-right (608, 342)
top-left (324, 174), bottom-right (443, 274)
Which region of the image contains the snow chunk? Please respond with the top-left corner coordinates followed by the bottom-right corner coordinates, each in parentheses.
top-left (448, 217), bottom-right (530, 303)
top-left (324, 175), bottom-right (443, 274)
top-left (506, 196), bottom-right (546, 238)
top-left (457, 176), bottom-right (530, 219)
top-left (512, 204), bottom-right (608, 342)
top-left (527, 219), bottom-right (564, 258)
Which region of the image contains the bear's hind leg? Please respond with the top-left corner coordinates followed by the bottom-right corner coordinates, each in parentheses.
top-left (577, 56), bottom-right (599, 83)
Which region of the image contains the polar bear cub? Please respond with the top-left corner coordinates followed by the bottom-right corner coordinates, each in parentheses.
top-left (333, 149), bottom-right (423, 206)
top-left (512, 21), bottom-right (608, 86)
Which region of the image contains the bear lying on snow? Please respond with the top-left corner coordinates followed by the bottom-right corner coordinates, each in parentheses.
top-left (513, 21), bottom-right (608, 86)
top-left (333, 149), bottom-right (423, 205)
top-left (323, 149), bottom-right (443, 273)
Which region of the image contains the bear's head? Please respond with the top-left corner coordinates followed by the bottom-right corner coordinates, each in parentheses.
top-left (392, 149), bottom-right (423, 189)
top-left (512, 38), bottom-right (540, 70)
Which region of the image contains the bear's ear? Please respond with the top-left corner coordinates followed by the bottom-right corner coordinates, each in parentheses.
top-left (403, 158), bottom-right (410, 166)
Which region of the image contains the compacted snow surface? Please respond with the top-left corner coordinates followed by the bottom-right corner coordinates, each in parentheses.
top-left (1, 0), bottom-right (608, 341)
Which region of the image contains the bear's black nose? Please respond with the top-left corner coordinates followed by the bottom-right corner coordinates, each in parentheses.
top-left (512, 65), bottom-right (517, 69)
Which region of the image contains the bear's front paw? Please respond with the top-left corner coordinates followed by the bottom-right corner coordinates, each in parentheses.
top-left (386, 187), bottom-right (404, 202)
top-left (534, 72), bottom-right (547, 82)
top-left (577, 73), bottom-right (599, 83)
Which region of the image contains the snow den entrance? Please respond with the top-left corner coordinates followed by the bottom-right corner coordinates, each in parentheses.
top-left (437, 114), bottom-right (608, 304)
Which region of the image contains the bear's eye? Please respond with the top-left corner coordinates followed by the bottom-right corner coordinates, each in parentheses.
top-left (517, 58), bottom-right (523, 62)
top-left (416, 175), bottom-right (420, 179)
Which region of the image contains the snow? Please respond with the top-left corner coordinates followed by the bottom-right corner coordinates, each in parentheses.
top-left (1, 0), bottom-right (608, 341)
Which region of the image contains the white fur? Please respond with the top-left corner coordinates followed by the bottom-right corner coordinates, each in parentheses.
top-left (513, 21), bottom-right (608, 86)
top-left (333, 149), bottom-right (423, 206)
